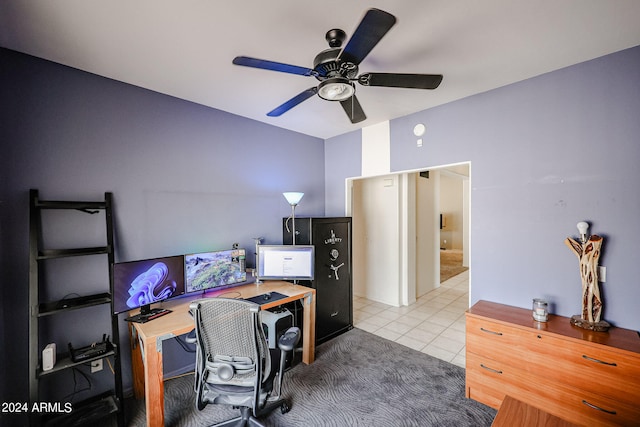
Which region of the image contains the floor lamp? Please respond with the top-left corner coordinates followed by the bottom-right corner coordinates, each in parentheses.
top-left (283, 192), bottom-right (304, 245)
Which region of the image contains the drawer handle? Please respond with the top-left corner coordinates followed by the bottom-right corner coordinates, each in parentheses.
top-left (480, 327), bottom-right (503, 336)
top-left (582, 355), bottom-right (617, 366)
top-left (582, 400), bottom-right (617, 415)
top-left (480, 364), bottom-right (503, 374)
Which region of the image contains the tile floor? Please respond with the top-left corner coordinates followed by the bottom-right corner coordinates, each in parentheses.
top-left (353, 270), bottom-right (469, 368)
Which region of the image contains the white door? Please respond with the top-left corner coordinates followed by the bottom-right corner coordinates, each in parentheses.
top-left (351, 175), bottom-right (402, 306)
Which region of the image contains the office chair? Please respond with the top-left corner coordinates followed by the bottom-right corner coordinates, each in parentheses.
top-left (189, 298), bottom-right (301, 427)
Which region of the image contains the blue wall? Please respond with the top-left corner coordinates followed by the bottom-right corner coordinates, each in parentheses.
top-left (391, 45), bottom-right (640, 329)
top-left (324, 130), bottom-right (362, 216)
top-left (327, 45), bottom-right (640, 330)
top-left (0, 48), bottom-right (325, 405)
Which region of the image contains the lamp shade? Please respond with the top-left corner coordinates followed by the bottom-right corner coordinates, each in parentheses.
top-left (283, 192), bottom-right (304, 206)
top-left (577, 221), bottom-right (589, 235)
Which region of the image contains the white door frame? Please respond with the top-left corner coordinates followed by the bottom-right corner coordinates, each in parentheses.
top-left (346, 162), bottom-right (471, 306)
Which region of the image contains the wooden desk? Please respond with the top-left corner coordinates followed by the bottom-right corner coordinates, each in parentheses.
top-left (129, 280), bottom-right (316, 427)
top-left (492, 396), bottom-right (579, 427)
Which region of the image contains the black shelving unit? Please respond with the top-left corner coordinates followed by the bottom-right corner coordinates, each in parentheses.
top-left (28, 189), bottom-right (124, 426)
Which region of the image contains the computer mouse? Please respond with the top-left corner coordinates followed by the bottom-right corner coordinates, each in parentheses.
top-left (263, 292), bottom-right (271, 300)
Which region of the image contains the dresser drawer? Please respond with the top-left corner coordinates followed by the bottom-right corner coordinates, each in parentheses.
top-left (466, 316), bottom-right (534, 362)
top-left (466, 351), bottom-right (640, 426)
top-left (527, 330), bottom-right (640, 407)
top-left (466, 315), bottom-right (640, 407)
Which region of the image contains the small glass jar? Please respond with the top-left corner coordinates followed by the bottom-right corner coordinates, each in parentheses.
top-left (532, 298), bottom-right (548, 322)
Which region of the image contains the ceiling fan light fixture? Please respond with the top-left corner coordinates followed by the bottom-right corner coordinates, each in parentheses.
top-left (318, 77), bottom-right (354, 101)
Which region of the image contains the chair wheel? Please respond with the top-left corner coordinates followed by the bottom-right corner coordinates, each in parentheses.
top-left (281, 402), bottom-right (290, 414)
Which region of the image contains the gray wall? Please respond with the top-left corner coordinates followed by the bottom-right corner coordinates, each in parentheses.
top-left (0, 48), bottom-right (325, 405)
top-left (326, 45), bottom-right (640, 331)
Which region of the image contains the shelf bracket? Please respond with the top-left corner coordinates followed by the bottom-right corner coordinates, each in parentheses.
top-left (304, 293), bottom-right (313, 306)
top-left (76, 208), bottom-right (100, 214)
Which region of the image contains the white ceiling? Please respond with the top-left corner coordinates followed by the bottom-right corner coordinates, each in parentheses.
top-left (2, 1), bottom-right (640, 139)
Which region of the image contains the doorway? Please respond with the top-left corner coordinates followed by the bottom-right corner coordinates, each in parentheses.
top-left (347, 163), bottom-right (470, 307)
top-left (438, 166), bottom-right (470, 283)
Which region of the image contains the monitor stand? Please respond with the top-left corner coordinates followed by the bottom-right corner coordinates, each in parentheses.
top-left (125, 304), bottom-right (172, 323)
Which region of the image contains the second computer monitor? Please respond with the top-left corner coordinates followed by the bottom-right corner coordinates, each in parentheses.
top-left (185, 248), bottom-right (247, 294)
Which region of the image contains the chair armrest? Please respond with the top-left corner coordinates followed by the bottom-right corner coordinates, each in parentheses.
top-left (277, 327), bottom-right (301, 352)
top-left (185, 328), bottom-right (196, 344)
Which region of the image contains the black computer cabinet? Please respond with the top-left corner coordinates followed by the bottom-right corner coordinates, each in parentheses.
top-left (283, 217), bottom-right (352, 344)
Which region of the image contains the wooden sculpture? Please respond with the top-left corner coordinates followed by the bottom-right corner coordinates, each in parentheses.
top-left (564, 234), bottom-right (610, 331)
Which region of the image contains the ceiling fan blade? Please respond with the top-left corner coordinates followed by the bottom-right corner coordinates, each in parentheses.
top-left (339, 95), bottom-right (367, 124)
top-left (267, 87), bottom-right (318, 117)
top-left (233, 56), bottom-right (315, 76)
top-left (338, 9), bottom-right (396, 66)
top-left (358, 73), bottom-right (443, 89)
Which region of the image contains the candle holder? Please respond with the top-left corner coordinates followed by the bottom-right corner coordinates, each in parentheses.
top-left (532, 298), bottom-right (548, 322)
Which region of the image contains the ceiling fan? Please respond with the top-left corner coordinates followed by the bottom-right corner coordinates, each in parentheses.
top-left (232, 8), bottom-right (443, 124)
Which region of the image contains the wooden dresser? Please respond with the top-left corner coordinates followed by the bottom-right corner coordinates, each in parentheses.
top-left (466, 300), bottom-right (640, 426)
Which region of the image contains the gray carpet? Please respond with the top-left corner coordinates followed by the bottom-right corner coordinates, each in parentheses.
top-left (126, 328), bottom-right (496, 426)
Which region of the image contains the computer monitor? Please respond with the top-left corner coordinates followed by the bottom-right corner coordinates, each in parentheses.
top-left (112, 255), bottom-right (185, 315)
top-left (185, 248), bottom-right (247, 294)
top-left (256, 245), bottom-right (315, 281)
